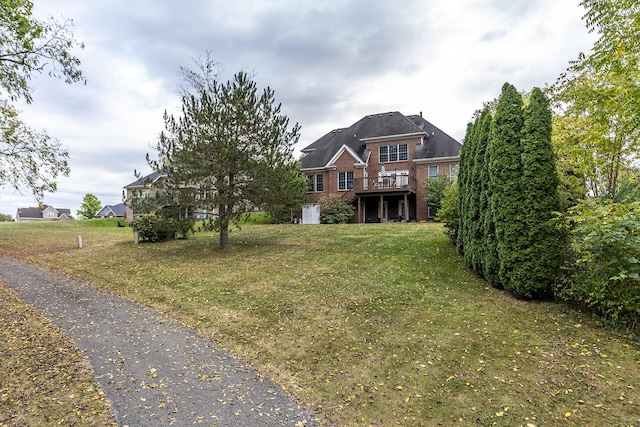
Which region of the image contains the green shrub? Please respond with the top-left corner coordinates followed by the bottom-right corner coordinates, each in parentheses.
top-left (559, 200), bottom-right (640, 328)
top-left (133, 214), bottom-right (174, 242)
top-left (436, 182), bottom-right (459, 242)
top-left (318, 194), bottom-right (355, 224)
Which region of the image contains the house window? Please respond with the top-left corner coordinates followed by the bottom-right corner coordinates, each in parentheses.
top-left (338, 171), bottom-right (354, 190)
top-left (307, 174), bottom-right (324, 192)
top-left (450, 164), bottom-right (458, 181)
top-left (379, 146), bottom-right (388, 163)
top-left (428, 165), bottom-right (439, 178)
top-left (428, 205), bottom-right (437, 219)
top-left (379, 143), bottom-right (408, 163)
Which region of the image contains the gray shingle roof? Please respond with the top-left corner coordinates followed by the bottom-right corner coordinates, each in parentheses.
top-left (97, 203), bottom-right (126, 217)
top-left (301, 112), bottom-right (460, 169)
top-left (124, 171), bottom-right (167, 189)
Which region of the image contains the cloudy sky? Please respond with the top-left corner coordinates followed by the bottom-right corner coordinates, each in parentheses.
top-left (2, 0), bottom-right (596, 218)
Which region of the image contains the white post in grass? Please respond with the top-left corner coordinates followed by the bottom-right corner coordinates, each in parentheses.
top-left (134, 231), bottom-right (139, 244)
top-left (77, 235), bottom-right (83, 249)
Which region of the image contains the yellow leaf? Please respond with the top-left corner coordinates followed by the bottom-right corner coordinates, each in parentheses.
top-left (565, 411), bottom-right (572, 417)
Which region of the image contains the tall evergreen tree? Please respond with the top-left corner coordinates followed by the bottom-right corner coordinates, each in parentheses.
top-left (456, 121), bottom-right (474, 254)
top-left (468, 109), bottom-right (492, 274)
top-left (456, 118), bottom-right (478, 256)
top-left (480, 111), bottom-right (500, 287)
top-left (152, 66), bottom-right (303, 249)
top-left (515, 87), bottom-right (563, 297)
top-left (488, 83), bottom-right (525, 292)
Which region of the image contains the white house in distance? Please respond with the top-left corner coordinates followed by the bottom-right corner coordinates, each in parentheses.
top-left (16, 205), bottom-right (73, 222)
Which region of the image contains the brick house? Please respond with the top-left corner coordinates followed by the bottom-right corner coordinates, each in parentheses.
top-left (300, 111), bottom-right (461, 223)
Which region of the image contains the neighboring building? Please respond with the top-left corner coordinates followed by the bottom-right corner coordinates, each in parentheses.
top-left (123, 171), bottom-right (168, 222)
top-left (123, 171), bottom-right (217, 222)
top-left (96, 203), bottom-right (126, 219)
top-left (300, 111), bottom-right (461, 223)
top-left (16, 205), bottom-right (73, 222)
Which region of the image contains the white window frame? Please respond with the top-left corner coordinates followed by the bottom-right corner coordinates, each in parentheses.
top-left (428, 165), bottom-right (439, 178)
top-left (338, 171), bottom-right (354, 191)
top-left (379, 143), bottom-right (408, 163)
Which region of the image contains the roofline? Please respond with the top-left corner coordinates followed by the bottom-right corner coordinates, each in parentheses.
top-left (325, 144), bottom-right (365, 167)
top-left (301, 166), bottom-right (336, 172)
top-left (413, 155), bottom-right (460, 164)
top-left (361, 132), bottom-right (426, 143)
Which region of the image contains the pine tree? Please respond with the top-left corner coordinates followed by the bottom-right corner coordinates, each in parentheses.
top-left (514, 87), bottom-right (563, 297)
top-left (488, 83), bottom-right (525, 292)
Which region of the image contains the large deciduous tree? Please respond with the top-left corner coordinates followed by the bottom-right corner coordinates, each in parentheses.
top-left (77, 193), bottom-right (101, 219)
top-left (552, 0), bottom-right (640, 201)
top-left (152, 60), bottom-right (305, 248)
top-left (0, 0), bottom-right (84, 200)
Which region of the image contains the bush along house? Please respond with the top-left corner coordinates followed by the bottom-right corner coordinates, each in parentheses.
top-left (300, 111), bottom-right (461, 223)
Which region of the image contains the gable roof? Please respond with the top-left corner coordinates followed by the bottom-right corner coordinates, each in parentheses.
top-left (124, 170), bottom-right (167, 189)
top-left (301, 111), bottom-right (461, 170)
top-left (16, 205), bottom-right (72, 220)
top-left (97, 203), bottom-right (126, 217)
top-left (17, 207), bottom-right (44, 219)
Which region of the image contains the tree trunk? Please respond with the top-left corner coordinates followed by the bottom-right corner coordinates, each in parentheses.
top-left (219, 227), bottom-right (229, 249)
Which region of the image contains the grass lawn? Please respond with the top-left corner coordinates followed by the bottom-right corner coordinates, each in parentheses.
top-left (0, 219), bottom-right (639, 426)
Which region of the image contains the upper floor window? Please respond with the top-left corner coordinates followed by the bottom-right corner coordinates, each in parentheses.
top-left (306, 174), bottom-right (324, 192)
top-left (338, 171), bottom-right (354, 190)
top-left (428, 165), bottom-right (439, 178)
top-left (379, 143), bottom-right (408, 163)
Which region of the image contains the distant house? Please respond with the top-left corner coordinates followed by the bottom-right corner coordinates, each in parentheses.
top-left (123, 171), bottom-right (168, 222)
top-left (16, 205), bottom-right (73, 222)
top-left (300, 111), bottom-right (461, 223)
top-left (123, 171), bottom-right (217, 222)
top-left (96, 203), bottom-right (126, 219)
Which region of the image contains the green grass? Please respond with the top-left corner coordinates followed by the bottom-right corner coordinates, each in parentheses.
top-left (0, 220), bottom-right (639, 426)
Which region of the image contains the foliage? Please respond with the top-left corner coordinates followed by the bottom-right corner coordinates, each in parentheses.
top-left (0, 100), bottom-right (70, 200)
top-left (249, 161), bottom-right (308, 223)
top-left (488, 83), bottom-right (526, 293)
top-left (458, 85), bottom-right (563, 298)
top-left (0, 213), bottom-right (13, 221)
top-left (514, 87), bottom-right (563, 298)
top-left (77, 193), bottom-right (102, 219)
top-left (436, 181), bottom-right (459, 241)
top-left (132, 213), bottom-right (176, 242)
top-left (552, 0), bottom-right (640, 201)
top-left (423, 174), bottom-right (451, 220)
top-left (0, 0), bottom-right (85, 103)
top-left (0, 0), bottom-right (83, 201)
top-left (151, 56), bottom-right (302, 249)
top-left (317, 194), bottom-right (355, 224)
top-left (558, 200), bottom-right (640, 328)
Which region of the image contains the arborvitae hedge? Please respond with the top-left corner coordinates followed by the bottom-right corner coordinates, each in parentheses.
top-left (468, 109), bottom-right (492, 274)
top-left (451, 82), bottom-right (563, 299)
top-left (489, 83), bottom-right (526, 293)
top-left (516, 87), bottom-right (563, 298)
